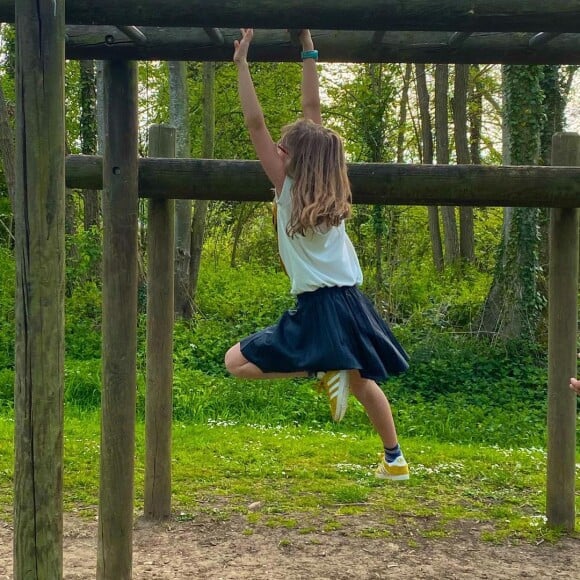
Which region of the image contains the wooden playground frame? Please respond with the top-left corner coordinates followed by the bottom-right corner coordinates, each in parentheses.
top-left (4, 1), bottom-right (580, 578)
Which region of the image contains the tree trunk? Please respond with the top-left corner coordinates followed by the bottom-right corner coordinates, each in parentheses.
top-left (189, 62), bottom-right (214, 308)
top-left (479, 65), bottom-right (544, 339)
top-left (435, 63), bottom-right (459, 265)
top-left (65, 188), bottom-right (77, 237)
top-left (396, 63), bottom-right (412, 163)
top-left (468, 65), bottom-right (483, 166)
top-left (0, 82), bottom-right (15, 207)
top-left (79, 60), bottom-right (100, 231)
top-left (416, 63), bottom-right (443, 271)
top-left (96, 61), bottom-right (105, 156)
top-left (170, 61), bottom-right (192, 318)
top-left (230, 203), bottom-right (260, 268)
top-left (453, 63), bottom-right (475, 262)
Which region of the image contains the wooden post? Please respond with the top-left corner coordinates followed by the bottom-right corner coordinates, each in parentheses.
top-left (144, 125), bottom-right (175, 520)
top-left (13, 1), bottom-right (65, 578)
top-left (546, 132), bottom-right (579, 531)
top-left (97, 60), bottom-right (138, 579)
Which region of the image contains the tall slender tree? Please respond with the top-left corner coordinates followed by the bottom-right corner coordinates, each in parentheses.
top-left (435, 64), bottom-right (459, 265)
top-left (189, 62), bottom-right (215, 308)
top-left (0, 80), bottom-right (14, 208)
top-left (415, 63), bottom-right (443, 271)
top-left (169, 61), bottom-right (192, 318)
top-left (0, 24), bottom-right (15, 224)
top-left (453, 64), bottom-right (475, 262)
top-left (396, 64), bottom-right (412, 164)
top-left (468, 65), bottom-right (483, 166)
top-left (79, 60), bottom-right (100, 230)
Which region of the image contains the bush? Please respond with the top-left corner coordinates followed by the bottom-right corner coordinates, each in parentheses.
top-left (388, 333), bottom-right (547, 408)
top-left (0, 367), bottom-right (14, 408)
top-left (173, 261), bottom-right (294, 376)
top-left (65, 282), bottom-right (102, 360)
top-left (65, 359), bottom-right (102, 409)
top-left (171, 370), bottom-right (327, 424)
top-left (0, 247), bottom-right (14, 369)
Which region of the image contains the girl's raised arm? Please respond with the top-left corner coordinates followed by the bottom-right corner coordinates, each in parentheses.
top-left (299, 30), bottom-right (322, 125)
top-left (234, 28), bottom-right (285, 192)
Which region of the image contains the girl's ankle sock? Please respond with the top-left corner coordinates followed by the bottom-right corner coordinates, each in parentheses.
top-left (384, 443), bottom-right (402, 463)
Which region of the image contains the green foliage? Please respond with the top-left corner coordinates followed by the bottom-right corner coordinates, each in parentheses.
top-left (65, 60), bottom-right (82, 153)
top-left (65, 282), bottom-right (102, 360)
top-left (0, 247), bottom-right (14, 369)
top-left (65, 226), bottom-right (103, 289)
top-left (500, 66), bottom-right (552, 335)
top-left (0, 24), bottom-right (15, 83)
top-left (0, 367), bottom-right (13, 408)
top-left (325, 63), bottom-right (400, 163)
top-left (539, 65), bottom-right (564, 165)
top-left (79, 61), bottom-right (97, 155)
top-left (383, 334), bottom-right (549, 447)
top-left (504, 65), bottom-right (545, 166)
top-left (391, 333), bottom-right (547, 405)
top-left (170, 371), bottom-right (324, 424)
top-left (481, 66), bottom-right (554, 340)
top-left (64, 360), bottom-right (101, 409)
top-left (174, 261), bottom-right (293, 375)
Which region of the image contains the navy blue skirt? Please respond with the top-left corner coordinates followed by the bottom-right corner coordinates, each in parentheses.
top-left (240, 285), bottom-right (409, 383)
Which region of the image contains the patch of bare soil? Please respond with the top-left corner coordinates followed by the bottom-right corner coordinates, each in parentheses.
top-left (1, 514), bottom-right (579, 579)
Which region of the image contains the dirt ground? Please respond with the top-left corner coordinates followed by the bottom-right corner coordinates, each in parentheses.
top-left (1, 513), bottom-right (580, 579)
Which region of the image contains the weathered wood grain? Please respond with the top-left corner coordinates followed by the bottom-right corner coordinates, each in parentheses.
top-left (65, 155), bottom-right (580, 208)
top-left (13, 1), bottom-right (65, 577)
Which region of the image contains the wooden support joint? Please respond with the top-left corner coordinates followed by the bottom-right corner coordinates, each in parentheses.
top-left (529, 32), bottom-right (561, 48)
top-left (448, 32), bottom-right (472, 48)
top-left (203, 27), bottom-right (225, 46)
top-left (117, 25), bottom-right (147, 45)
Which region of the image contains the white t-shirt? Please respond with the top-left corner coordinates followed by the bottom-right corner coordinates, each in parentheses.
top-left (275, 176), bottom-right (363, 295)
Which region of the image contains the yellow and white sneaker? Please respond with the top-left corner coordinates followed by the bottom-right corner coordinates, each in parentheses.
top-left (316, 370), bottom-right (350, 422)
top-left (375, 454), bottom-right (410, 481)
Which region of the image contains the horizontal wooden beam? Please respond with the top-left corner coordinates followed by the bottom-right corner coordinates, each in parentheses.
top-left (64, 28), bottom-right (580, 64)
top-left (1, 1), bottom-right (580, 32)
top-left (66, 155), bottom-right (580, 208)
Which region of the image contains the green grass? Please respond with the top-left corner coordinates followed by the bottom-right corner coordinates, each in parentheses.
top-left (0, 411), bottom-right (578, 543)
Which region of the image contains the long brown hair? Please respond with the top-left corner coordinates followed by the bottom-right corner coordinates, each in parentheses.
top-left (279, 119), bottom-right (352, 236)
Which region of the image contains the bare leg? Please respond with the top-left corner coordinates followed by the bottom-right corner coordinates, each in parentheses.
top-left (224, 343), bottom-right (308, 380)
top-left (348, 370), bottom-right (399, 449)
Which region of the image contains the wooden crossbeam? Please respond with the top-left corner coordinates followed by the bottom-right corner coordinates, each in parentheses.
top-left (1, 0), bottom-right (580, 32)
top-left (65, 155), bottom-right (580, 208)
top-left (63, 28), bottom-right (580, 64)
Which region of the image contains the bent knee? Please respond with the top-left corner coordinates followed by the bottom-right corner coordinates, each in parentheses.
top-left (224, 343), bottom-right (245, 377)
